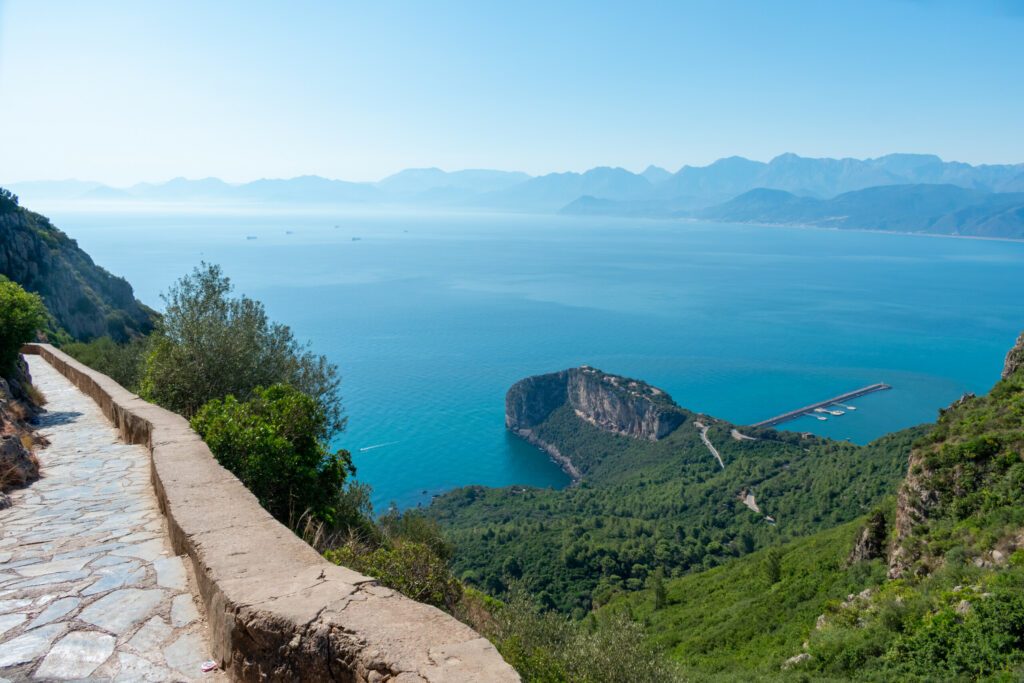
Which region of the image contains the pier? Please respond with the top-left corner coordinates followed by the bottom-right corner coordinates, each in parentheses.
top-left (751, 383), bottom-right (892, 428)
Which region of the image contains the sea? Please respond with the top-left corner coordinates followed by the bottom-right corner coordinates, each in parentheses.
top-left (42, 205), bottom-right (1024, 511)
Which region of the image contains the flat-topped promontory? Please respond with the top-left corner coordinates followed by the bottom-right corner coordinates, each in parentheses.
top-left (505, 366), bottom-right (689, 479)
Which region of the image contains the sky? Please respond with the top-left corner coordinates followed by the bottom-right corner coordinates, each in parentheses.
top-left (1, 0), bottom-right (1023, 185)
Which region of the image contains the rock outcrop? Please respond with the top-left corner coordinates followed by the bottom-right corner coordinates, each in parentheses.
top-left (0, 357), bottom-right (42, 508)
top-left (0, 198), bottom-right (156, 341)
top-left (1003, 332), bottom-right (1024, 380)
top-left (506, 367), bottom-right (687, 479)
top-left (506, 366), bottom-right (686, 442)
top-left (847, 510), bottom-right (887, 565)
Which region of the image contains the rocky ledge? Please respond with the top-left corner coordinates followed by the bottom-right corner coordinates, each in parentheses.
top-left (0, 357), bottom-right (44, 509)
top-left (506, 366), bottom-right (687, 478)
top-left (1003, 332), bottom-right (1024, 380)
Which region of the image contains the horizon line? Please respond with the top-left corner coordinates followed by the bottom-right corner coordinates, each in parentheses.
top-left (7, 151), bottom-right (1024, 189)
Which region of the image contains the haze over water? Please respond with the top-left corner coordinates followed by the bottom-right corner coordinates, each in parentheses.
top-left (46, 208), bottom-right (1024, 510)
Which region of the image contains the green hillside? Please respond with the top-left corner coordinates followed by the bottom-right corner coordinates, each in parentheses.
top-left (603, 343), bottom-right (1024, 681)
top-left (432, 398), bottom-right (924, 616)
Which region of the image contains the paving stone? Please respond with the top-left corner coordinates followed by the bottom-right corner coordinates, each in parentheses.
top-left (90, 554), bottom-right (133, 568)
top-left (163, 632), bottom-right (208, 678)
top-left (81, 563), bottom-right (146, 596)
top-left (125, 616), bottom-right (172, 654)
top-left (8, 570), bottom-right (91, 589)
top-left (14, 555), bottom-right (95, 578)
top-left (111, 539), bottom-right (166, 563)
top-left (154, 556), bottom-right (188, 591)
top-left (0, 612), bottom-right (26, 637)
top-left (34, 630), bottom-right (116, 679)
top-left (170, 594), bottom-right (200, 628)
top-left (78, 588), bottom-right (165, 635)
top-left (0, 598), bottom-right (33, 613)
top-left (113, 651), bottom-right (175, 682)
top-left (27, 597), bottom-right (80, 629)
top-left (0, 623), bottom-right (66, 667)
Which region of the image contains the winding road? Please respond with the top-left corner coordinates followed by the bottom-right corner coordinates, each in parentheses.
top-left (694, 420), bottom-right (725, 469)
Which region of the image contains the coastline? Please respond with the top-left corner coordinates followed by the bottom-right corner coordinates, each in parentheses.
top-left (511, 427), bottom-right (583, 483)
top-left (671, 216), bottom-right (1024, 245)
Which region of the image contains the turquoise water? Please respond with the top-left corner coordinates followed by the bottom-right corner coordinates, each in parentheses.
top-left (44, 207), bottom-right (1024, 511)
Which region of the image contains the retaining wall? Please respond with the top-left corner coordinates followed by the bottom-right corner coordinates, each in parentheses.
top-left (23, 344), bottom-right (518, 683)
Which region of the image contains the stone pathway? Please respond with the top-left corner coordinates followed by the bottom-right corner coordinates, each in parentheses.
top-left (0, 357), bottom-right (223, 681)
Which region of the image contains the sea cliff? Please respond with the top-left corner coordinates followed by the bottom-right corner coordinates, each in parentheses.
top-left (0, 197), bottom-right (156, 341)
top-left (505, 366), bottom-right (687, 478)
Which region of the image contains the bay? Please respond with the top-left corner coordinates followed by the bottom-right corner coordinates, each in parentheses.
top-left (43, 206), bottom-right (1024, 511)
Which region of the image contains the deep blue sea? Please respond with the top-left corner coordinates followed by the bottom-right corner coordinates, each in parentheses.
top-left (43, 206), bottom-right (1024, 511)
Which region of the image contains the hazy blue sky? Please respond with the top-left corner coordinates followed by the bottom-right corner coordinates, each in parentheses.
top-left (1, 0), bottom-right (1022, 184)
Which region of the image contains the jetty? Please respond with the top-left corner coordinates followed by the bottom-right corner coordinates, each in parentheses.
top-left (751, 383), bottom-right (891, 428)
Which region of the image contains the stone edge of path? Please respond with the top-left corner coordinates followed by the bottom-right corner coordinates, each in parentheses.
top-left (22, 344), bottom-right (519, 683)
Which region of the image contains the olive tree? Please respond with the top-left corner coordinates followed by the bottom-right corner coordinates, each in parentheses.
top-left (140, 263), bottom-right (344, 436)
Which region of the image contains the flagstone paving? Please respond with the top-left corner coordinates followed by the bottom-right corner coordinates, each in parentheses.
top-left (0, 357), bottom-right (224, 681)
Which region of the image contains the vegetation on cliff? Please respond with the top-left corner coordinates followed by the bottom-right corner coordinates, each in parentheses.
top-left (0, 189), bottom-right (156, 341)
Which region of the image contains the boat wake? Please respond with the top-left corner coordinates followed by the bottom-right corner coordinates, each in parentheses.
top-left (358, 440), bottom-right (402, 452)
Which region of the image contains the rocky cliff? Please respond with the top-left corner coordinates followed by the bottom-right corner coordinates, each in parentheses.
top-left (0, 194), bottom-right (156, 341)
top-left (506, 367), bottom-right (687, 478)
top-left (888, 329), bottom-right (1024, 579)
top-left (1003, 332), bottom-right (1024, 380)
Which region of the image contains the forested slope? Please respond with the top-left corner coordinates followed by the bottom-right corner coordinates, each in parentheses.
top-left (432, 395), bottom-right (924, 615)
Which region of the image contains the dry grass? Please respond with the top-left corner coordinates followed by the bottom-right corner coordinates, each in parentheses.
top-left (25, 383), bottom-right (46, 407)
top-left (7, 400), bottom-right (28, 422)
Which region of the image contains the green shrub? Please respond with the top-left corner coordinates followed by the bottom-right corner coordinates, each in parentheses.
top-left (888, 582), bottom-right (1024, 678)
top-left (0, 280), bottom-right (47, 373)
top-left (141, 263), bottom-right (343, 435)
top-left (191, 384), bottom-right (353, 528)
top-left (326, 540), bottom-right (463, 610)
top-left (479, 588), bottom-right (682, 682)
top-left (64, 335), bottom-right (150, 391)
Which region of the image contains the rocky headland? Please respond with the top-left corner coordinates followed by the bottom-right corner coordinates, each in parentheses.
top-left (505, 366), bottom-right (688, 478)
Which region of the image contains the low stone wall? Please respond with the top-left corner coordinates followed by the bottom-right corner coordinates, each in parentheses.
top-left (23, 344), bottom-right (518, 683)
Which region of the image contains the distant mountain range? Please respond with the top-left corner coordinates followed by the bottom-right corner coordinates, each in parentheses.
top-left (8, 153), bottom-right (1024, 238)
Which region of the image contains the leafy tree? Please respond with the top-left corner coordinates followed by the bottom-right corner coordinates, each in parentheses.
top-left (191, 384), bottom-right (353, 528)
top-left (762, 547), bottom-right (782, 585)
top-left (141, 263), bottom-right (343, 435)
top-left (0, 187), bottom-right (19, 213)
top-left (0, 279), bottom-right (47, 373)
top-left (648, 567), bottom-right (667, 610)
